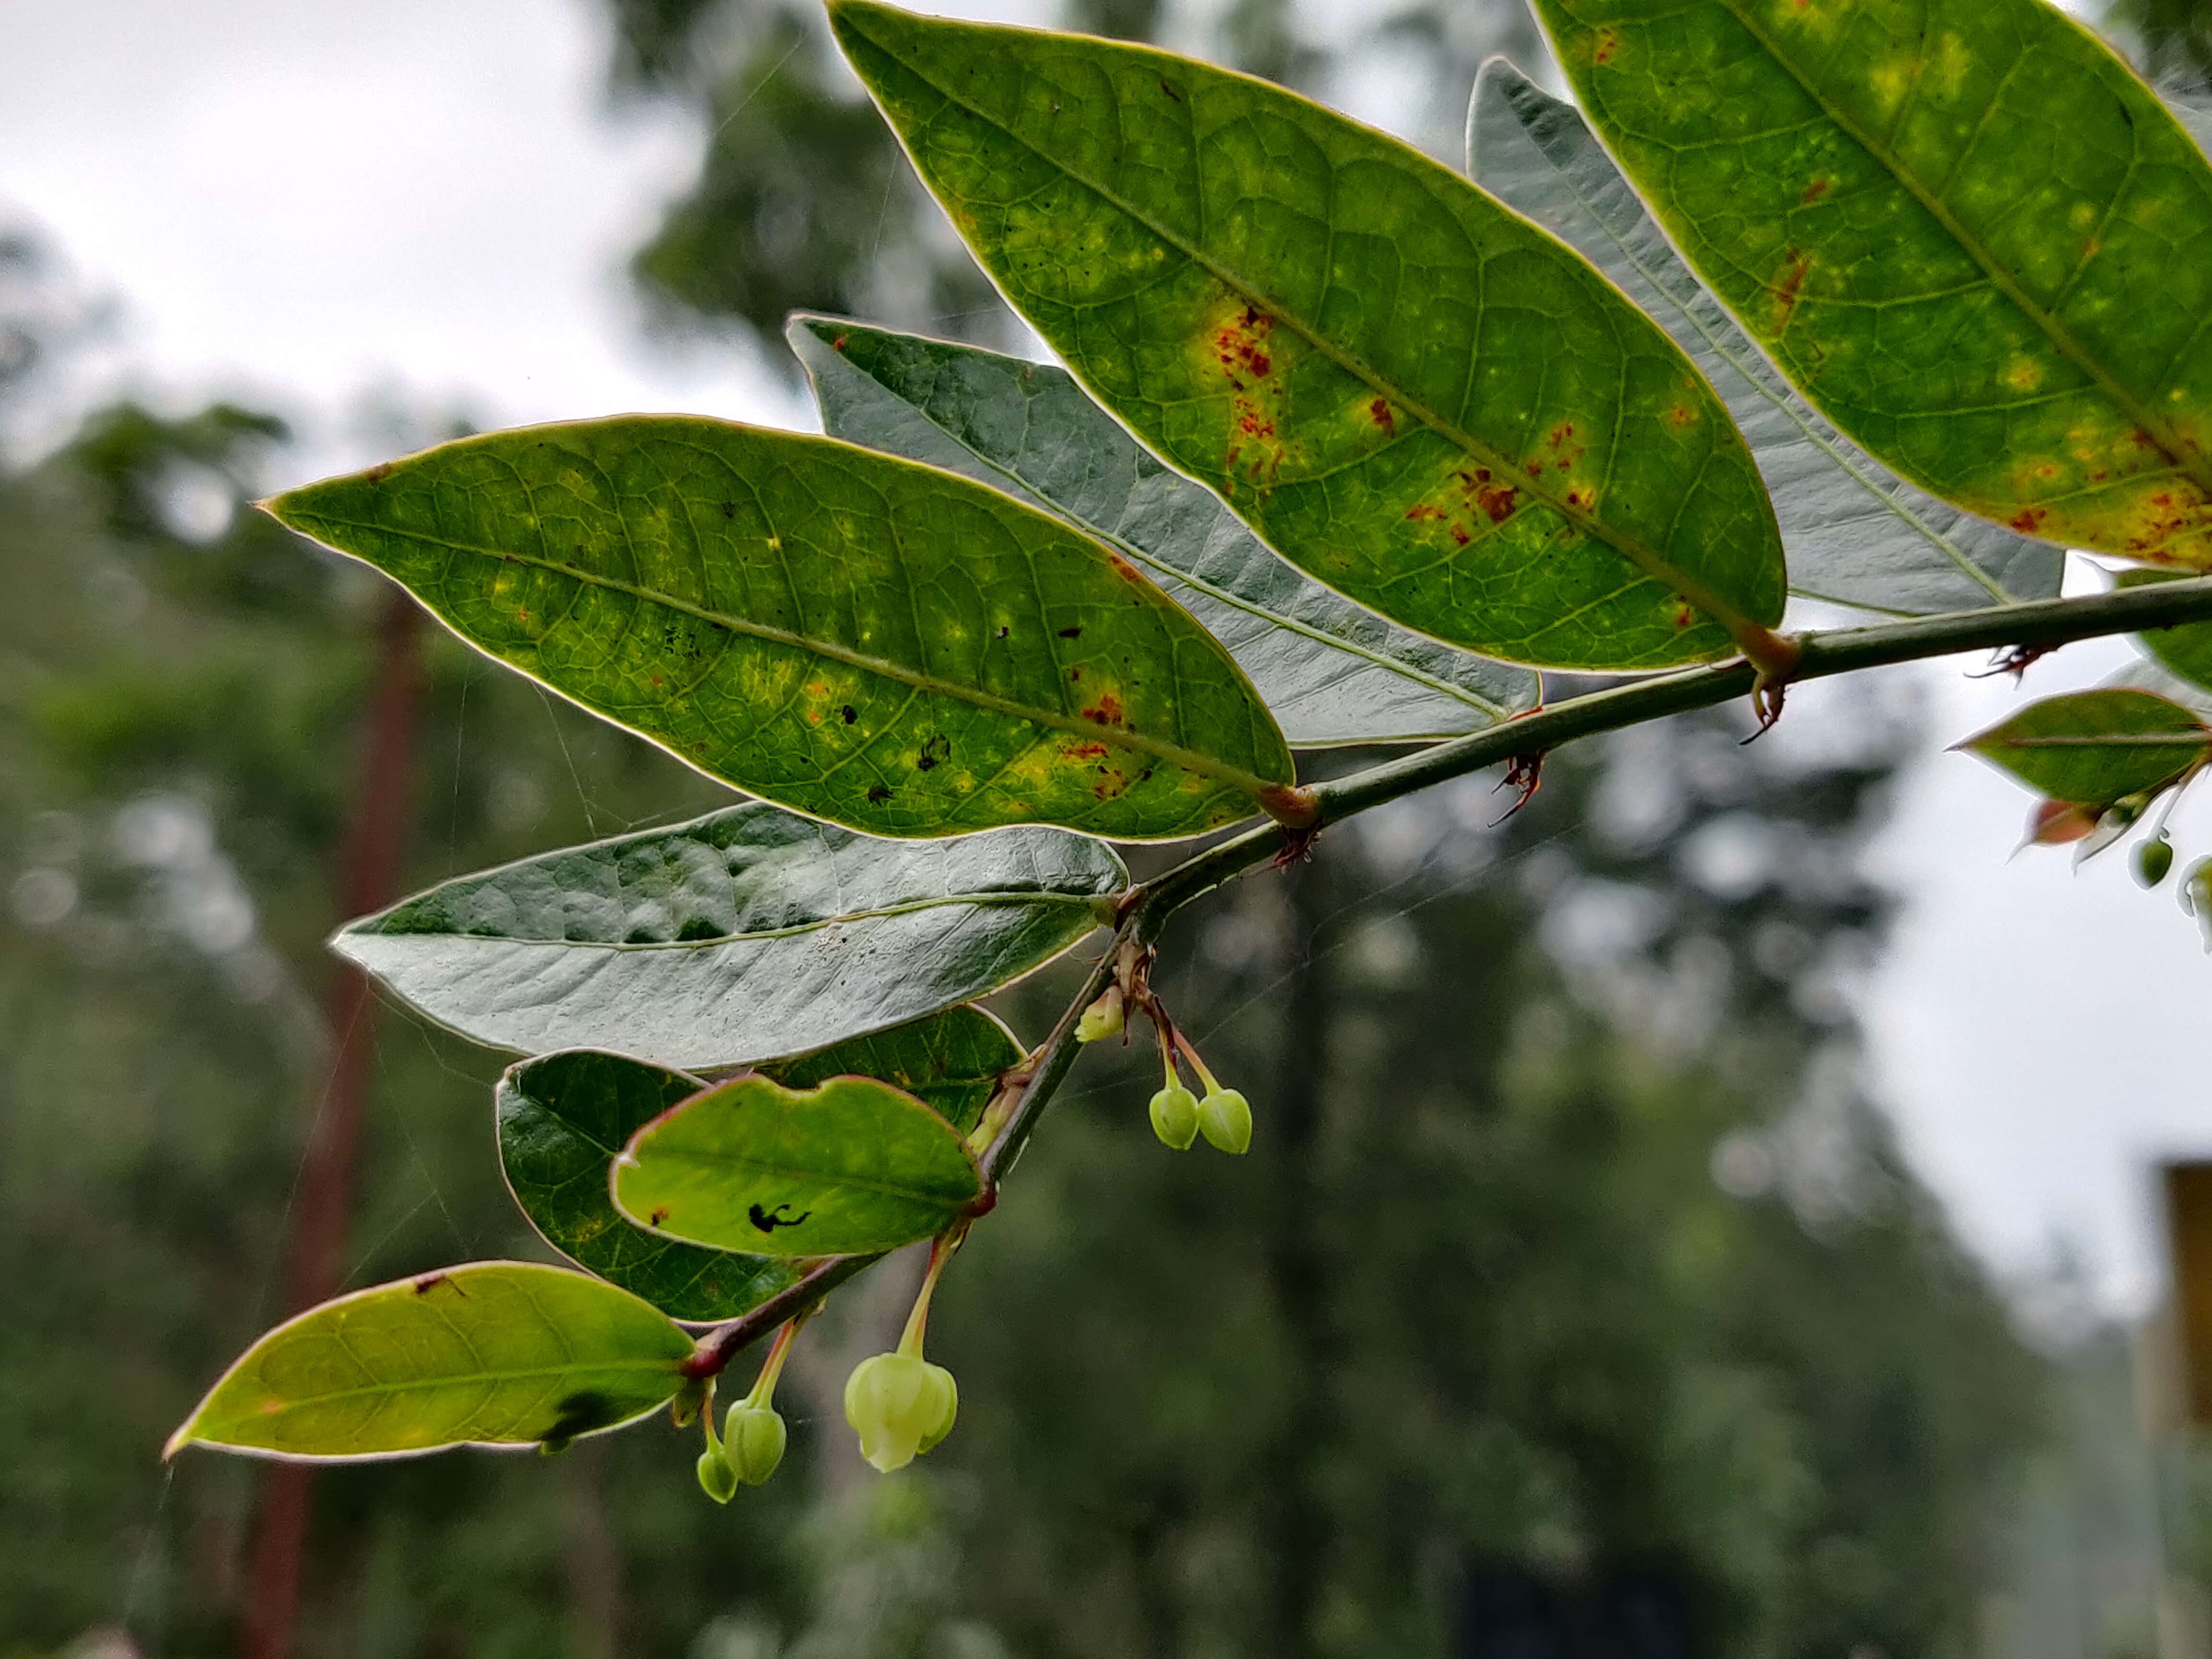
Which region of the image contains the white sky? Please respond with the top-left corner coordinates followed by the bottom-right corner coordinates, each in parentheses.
top-left (2, 0), bottom-right (2200, 1314)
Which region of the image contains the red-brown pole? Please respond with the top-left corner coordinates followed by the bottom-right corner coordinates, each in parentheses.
top-left (240, 589), bottom-right (424, 1659)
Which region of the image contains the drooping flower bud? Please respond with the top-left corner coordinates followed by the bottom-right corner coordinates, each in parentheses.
top-left (2186, 858), bottom-right (2212, 950)
top-left (696, 1444), bottom-right (738, 1504)
top-left (2026, 798), bottom-right (2098, 847)
top-left (1075, 984), bottom-right (1125, 1043)
top-left (724, 1402), bottom-right (788, 1486)
top-left (1149, 1084), bottom-right (1200, 1150)
top-left (2137, 835), bottom-right (2176, 889)
top-left (1198, 1087), bottom-right (1252, 1155)
top-left (843, 1351), bottom-right (959, 1473)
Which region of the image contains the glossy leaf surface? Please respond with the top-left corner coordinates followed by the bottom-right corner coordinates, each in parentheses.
top-left (498, 1009), bottom-right (1019, 1322)
top-left (2120, 569), bottom-right (2212, 696)
top-left (268, 417), bottom-right (1293, 839)
top-left (1961, 689), bottom-right (2211, 804)
top-left (166, 1264), bottom-right (694, 1461)
top-left (1533, 0), bottom-right (2212, 568)
top-left (831, 0), bottom-right (1787, 672)
top-left (613, 1074), bottom-right (982, 1258)
top-left (789, 314), bottom-right (1540, 744)
top-left (335, 801), bottom-right (1120, 1068)
top-left (1467, 60), bottom-right (2061, 617)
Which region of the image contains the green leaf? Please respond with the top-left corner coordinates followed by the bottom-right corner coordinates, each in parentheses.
top-left (2120, 568), bottom-right (2212, 696)
top-left (787, 313), bottom-right (1540, 745)
top-left (1960, 689), bottom-right (2211, 805)
top-left (612, 1073), bottom-right (983, 1258)
top-left (166, 1263), bottom-right (694, 1461)
top-left (334, 800), bottom-right (1121, 1068)
top-left (267, 417), bottom-right (1293, 840)
top-left (1530, 0), bottom-right (2212, 569)
top-left (1467, 60), bottom-right (2061, 617)
top-left (829, 0), bottom-right (1787, 673)
top-left (497, 1008), bottom-right (1020, 1322)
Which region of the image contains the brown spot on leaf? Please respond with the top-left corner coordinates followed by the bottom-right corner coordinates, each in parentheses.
top-left (842, 705), bottom-right (857, 724)
top-left (649, 1207), bottom-right (671, 1228)
top-left (1800, 178), bottom-right (1830, 205)
top-left (866, 785), bottom-right (891, 805)
top-left (1057, 625), bottom-right (1083, 638)
top-left (1666, 405), bottom-right (1697, 429)
top-left (916, 734), bottom-right (950, 772)
top-left (1063, 741), bottom-right (1110, 761)
top-left (833, 333), bottom-right (848, 351)
top-left (1160, 77), bottom-right (1183, 102)
top-left (1450, 524), bottom-right (1471, 546)
top-left (1405, 504), bottom-right (1446, 522)
top-left (1771, 249), bottom-right (1812, 332)
top-left (366, 462), bottom-right (393, 483)
top-left (2010, 507), bottom-right (2047, 534)
top-left (1370, 398), bottom-right (1395, 434)
top-left (1594, 28), bottom-right (1619, 63)
top-left (1082, 692), bottom-right (1126, 726)
top-left (1091, 769), bottom-right (1130, 800)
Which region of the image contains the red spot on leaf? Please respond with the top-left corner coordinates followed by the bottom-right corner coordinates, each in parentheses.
top-left (1063, 742), bottom-right (1110, 761)
top-left (1476, 482), bottom-right (1520, 524)
top-left (1405, 504), bottom-right (1446, 522)
top-left (1594, 29), bottom-right (1618, 63)
top-left (833, 333), bottom-right (849, 351)
top-left (1800, 178), bottom-right (1830, 205)
top-left (1370, 398), bottom-right (1395, 434)
top-left (1450, 524), bottom-right (1471, 546)
top-left (1772, 250), bottom-right (1811, 330)
top-left (1082, 692), bottom-right (1126, 727)
top-left (2010, 507), bottom-right (2047, 534)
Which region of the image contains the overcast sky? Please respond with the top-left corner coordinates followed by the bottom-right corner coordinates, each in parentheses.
top-left (3, 0), bottom-right (2199, 1314)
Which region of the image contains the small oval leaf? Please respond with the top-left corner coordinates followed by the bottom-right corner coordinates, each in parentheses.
top-left (334, 801), bottom-right (1120, 1068)
top-left (1960, 689), bottom-right (2211, 805)
top-left (166, 1263), bottom-right (694, 1461)
top-left (787, 313), bottom-right (1541, 745)
top-left (1466, 59), bottom-right (2062, 617)
top-left (830, 0), bottom-right (1788, 672)
top-left (267, 417), bottom-right (1293, 839)
top-left (1532, 0), bottom-right (2212, 568)
top-left (613, 1074), bottom-right (983, 1258)
top-left (499, 1009), bottom-right (1021, 1322)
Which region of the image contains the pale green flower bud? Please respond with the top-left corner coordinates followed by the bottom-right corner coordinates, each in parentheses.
top-left (2137, 835), bottom-right (2176, 889)
top-left (1074, 985), bottom-right (1125, 1044)
top-left (696, 1444), bottom-right (737, 1504)
top-left (1198, 1087), bottom-right (1252, 1155)
top-left (1149, 1084), bottom-right (1200, 1150)
top-left (724, 1402), bottom-right (788, 1486)
top-left (843, 1350), bottom-right (959, 1473)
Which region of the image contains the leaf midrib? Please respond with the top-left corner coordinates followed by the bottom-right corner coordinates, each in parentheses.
top-left (292, 511), bottom-right (1282, 801)
top-left (1491, 70), bottom-right (2014, 606)
top-left (628, 1143), bottom-right (979, 1207)
top-left (1711, 0), bottom-right (2212, 506)
top-left (807, 330), bottom-right (1518, 721)
top-left (198, 1358), bottom-right (683, 1430)
top-left (356, 887), bottom-right (1096, 953)
top-left (847, 13), bottom-right (1772, 646)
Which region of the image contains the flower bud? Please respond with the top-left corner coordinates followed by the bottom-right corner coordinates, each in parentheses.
top-left (1149, 1084), bottom-right (1200, 1150)
top-left (2137, 836), bottom-right (2176, 890)
top-left (844, 1351), bottom-right (959, 1473)
top-left (1074, 985), bottom-right (1125, 1044)
top-left (1198, 1087), bottom-right (1252, 1155)
top-left (696, 1444), bottom-right (738, 1504)
top-left (724, 1402), bottom-right (788, 1486)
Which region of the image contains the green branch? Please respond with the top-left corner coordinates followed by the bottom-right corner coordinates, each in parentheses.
top-left (681, 573), bottom-right (2212, 1375)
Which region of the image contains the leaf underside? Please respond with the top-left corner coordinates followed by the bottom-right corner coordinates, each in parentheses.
top-left (1961, 687), bottom-right (2211, 804)
top-left (1467, 59), bottom-right (2061, 617)
top-left (1531, 0), bottom-right (2212, 570)
top-left (830, 0), bottom-right (1787, 673)
top-left (613, 1073), bottom-right (983, 1258)
top-left (335, 800), bottom-right (1122, 1069)
top-left (268, 417), bottom-right (1293, 841)
top-left (499, 1008), bottom-right (1020, 1322)
top-left (167, 1263), bottom-right (694, 1461)
top-left (788, 313), bottom-right (1541, 745)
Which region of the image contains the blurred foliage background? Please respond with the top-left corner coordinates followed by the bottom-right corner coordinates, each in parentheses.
top-left (5, 1), bottom-right (2212, 1656)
